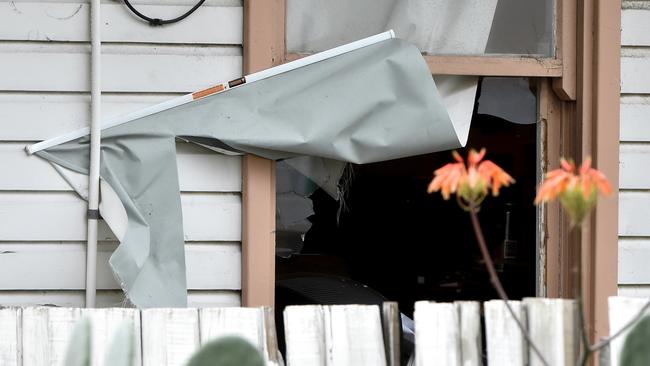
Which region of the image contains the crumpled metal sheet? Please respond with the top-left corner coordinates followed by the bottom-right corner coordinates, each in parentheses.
top-left (35, 39), bottom-right (469, 308)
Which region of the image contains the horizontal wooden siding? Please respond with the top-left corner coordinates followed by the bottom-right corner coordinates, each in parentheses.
top-left (619, 1), bottom-right (650, 296)
top-left (0, 0), bottom-right (244, 306)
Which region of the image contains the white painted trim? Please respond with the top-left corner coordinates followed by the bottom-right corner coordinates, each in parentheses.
top-left (86, 0), bottom-right (102, 308)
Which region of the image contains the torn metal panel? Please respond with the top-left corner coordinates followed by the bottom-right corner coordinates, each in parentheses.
top-left (34, 38), bottom-right (470, 308)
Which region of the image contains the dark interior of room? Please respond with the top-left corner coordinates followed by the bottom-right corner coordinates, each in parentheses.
top-left (274, 78), bottom-right (538, 360)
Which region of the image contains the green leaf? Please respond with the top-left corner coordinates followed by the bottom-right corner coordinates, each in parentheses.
top-left (104, 322), bottom-right (135, 366)
top-left (620, 315), bottom-right (650, 366)
top-left (64, 318), bottom-right (92, 366)
top-left (185, 336), bottom-right (265, 366)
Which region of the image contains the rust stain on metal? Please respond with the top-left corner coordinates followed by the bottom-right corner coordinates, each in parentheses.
top-left (192, 84), bottom-right (225, 100)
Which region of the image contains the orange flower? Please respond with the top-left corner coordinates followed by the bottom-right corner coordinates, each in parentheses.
top-left (535, 157), bottom-right (612, 225)
top-left (428, 148), bottom-right (514, 210)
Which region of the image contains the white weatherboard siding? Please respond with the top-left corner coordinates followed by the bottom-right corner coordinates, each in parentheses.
top-left (619, 1), bottom-right (650, 297)
top-left (0, 0), bottom-right (244, 306)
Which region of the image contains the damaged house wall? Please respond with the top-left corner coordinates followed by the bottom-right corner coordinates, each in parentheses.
top-left (0, 0), bottom-right (244, 307)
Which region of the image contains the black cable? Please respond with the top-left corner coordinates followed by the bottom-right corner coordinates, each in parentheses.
top-left (122, 0), bottom-right (206, 26)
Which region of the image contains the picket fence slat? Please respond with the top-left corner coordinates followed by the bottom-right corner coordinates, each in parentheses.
top-left (524, 298), bottom-right (576, 366)
top-left (83, 308), bottom-right (142, 366)
top-left (283, 305), bottom-right (386, 366)
top-left (382, 302), bottom-right (401, 366)
top-left (21, 307), bottom-right (83, 366)
top-left (608, 296), bottom-right (650, 366)
top-left (283, 305), bottom-right (327, 366)
top-left (199, 307), bottom-right (281, 365)
top-left (0, 308), bottom-right (20, 366)
top-left (484, 300), bottom-right (527, 366)
top-left (413, 301), bottom-right (482, 366)
top-left (199, 307), bottom-right (262, 348)
top-left (414, 301), bottom-right (461, 366)
top-left (141, 308), bottom-right (200, 366)
top-left (262, 308), bottom-right (283, 366)
top-left (457, 301), bottom-right (482, 366)
top-left (329, 305), bottom-right (387, 366)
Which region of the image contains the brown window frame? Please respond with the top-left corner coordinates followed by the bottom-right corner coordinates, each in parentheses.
top-left (284, 0), bottom-right (574, 81)
top-left (241, 0), bottom-right (620, 342)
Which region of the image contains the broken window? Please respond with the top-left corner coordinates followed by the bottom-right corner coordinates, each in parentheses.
top-left (275, 77), bottom-right (540, 334)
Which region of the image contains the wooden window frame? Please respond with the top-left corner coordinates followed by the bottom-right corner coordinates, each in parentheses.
top-left (241, 0), bottom-right (621, 342)
top-left (284, 0), bottom-right (574, 81)
top-left (240, 0), bottom-right (285, 308)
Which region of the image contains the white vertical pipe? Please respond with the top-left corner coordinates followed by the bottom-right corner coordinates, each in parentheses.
top-left (86, 0), bottom-right (102, 308)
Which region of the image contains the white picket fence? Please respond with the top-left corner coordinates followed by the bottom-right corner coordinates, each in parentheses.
top-left (0, 296), bottom-right (646, 366)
